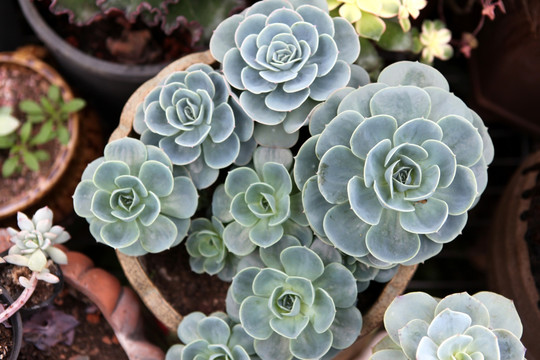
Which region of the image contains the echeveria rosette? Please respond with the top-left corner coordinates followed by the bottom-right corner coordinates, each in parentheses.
top-left (186, 217), bottom-right (240, 282)
top-left (212, 161), bottom-right (311, 256)
top-left (73, 137), bottom-right (198, 256)
top-left (134, 63), bottom-right (254, 189)
top-left (371, 291), bottom-right (526, 360)
top-left (4, 207), bottom-right (70, 274)
top-left (166, 312), bottom-right (258, 360)
top-left (227, 246), bottom-right (362, 360)
top-left (294, 61), bottom-right (494, 268)
top-left (210, 0), bottom-right (360, 148)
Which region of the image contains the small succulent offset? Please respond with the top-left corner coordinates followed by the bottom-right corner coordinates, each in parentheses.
top-left (166, 312), bottom-right (258, 360)
top-left (227, 246), bottom-right (362, 360)
top-left (418, 20), bottom-right (453, 64)
top-left (371, 291), bottom-right (526, 360)
top-left (0, 207), bottom-right (69, 323)
top-left (186, 217), bottom-right (240, 282)
top-left (211, 161), bottom-right (311, 256)
top-left (294, 61), bottom-right (494, 269)
top-left (134, 64), bottom-right (254, 189)
top-left (210, 0), bottom-right (360, 148)
top-left (73, 137), bottom-right (198, 256)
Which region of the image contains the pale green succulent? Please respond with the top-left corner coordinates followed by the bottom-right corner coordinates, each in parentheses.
top-left (134, 64), bottom-right (254, 189)
top-left (419, 20), bottom-right (453, 64)
top-left (166, 312), bottom-right (258, 360)
top-left (0, 106), bottom-right (20, 137)
top-left (371, 291), bottom-right (526, 360)
top-left (210, 0), bottom-right (361, 148)
top-left (212, 159), bottom-right (310, 256)
top-left (186, 217), bottom-right (240, 282)
top-left (73, 137), bottom-right (198, 256)
top-left (4, 207), bottom-right (69, 277)
top-left (227, 246), bottom-right (362, 360)
top-left (294, 61), bottom-right (494, 269)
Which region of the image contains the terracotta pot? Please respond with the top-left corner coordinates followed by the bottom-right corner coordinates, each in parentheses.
top-left (0, 50), bottom-right (80, 220)
top-left (112, 50), bottom-right (418, 358)
top-left (489, 150), bottom-right (540, 360)
top-left (0, 284), bottom-right (23, 360)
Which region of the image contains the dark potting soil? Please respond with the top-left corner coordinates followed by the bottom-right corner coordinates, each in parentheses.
top-left (18, 283), bottom-right (129, 360)
top-left (34, 0), bottom-right (201, 65)
top-left (0, 63), bottom-right (62, 207)
top-left (522, 164), bottom-right (540, 307)
top-left (142, 243), bottom-right (230, 315)
top-left (0, 263), bottom-right (59, 309)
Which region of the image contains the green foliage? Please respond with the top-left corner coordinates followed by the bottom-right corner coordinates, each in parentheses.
top-left (372, 291), bottom-right (526, 360)
top-left (0, 85), bottom-right (85, 178)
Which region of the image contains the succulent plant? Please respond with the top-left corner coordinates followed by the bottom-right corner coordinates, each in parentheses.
top-left (227, 246), bottom-right (362, 360)
top-left (166, 311), bottom-right (258, 360)
top-left (294, 61), bottom-right (494, 269)
top-left (186, 217), bottom-right (241, 281)
top-left (4, 207), bottom-right (69, 275)
top-left (134, 64), bottom-right (254, 189)
top-left (0, 106), bottom-right (20, 137)
top-left (371, 291), bottom-right (526, 360)
top-left (210, 0), bottom-right (361, 148)
top-left (211, 160), bottom-right (311, 256)
top-left (418, 20), bottom-right (453, 64)
top-left (73, 137), bottom-right (198, 256)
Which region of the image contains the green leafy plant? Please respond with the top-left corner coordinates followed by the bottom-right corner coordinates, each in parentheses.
top-left (371, 291), bottom-right (526, 360)
top-left (294, 61), bottom-right (493, 269)
top-left (166, 311), bottom-right (257, 360)
top-left (227, 246), bottom-right (362, 360)
top-left (73, 137), bottom-right (199, 256)
top-left (0, 206), bottom-right (69, 323)
top-left (0, 85), bottom-right (85, 178)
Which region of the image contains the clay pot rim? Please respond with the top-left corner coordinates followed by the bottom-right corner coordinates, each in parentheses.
top-left (0, 284), bottom-right (23, 360)
top-left (0, 51), bottom-right (80, 220)
top-left (112, 51), bottom-right (418, 357)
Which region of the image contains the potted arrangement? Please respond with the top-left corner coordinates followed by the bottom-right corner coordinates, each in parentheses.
top-left (0, 207), bottom-right (164, 359)
top-left (0, 50), bottom-right (83, 221)
top-left (72, 0), bottom-right (494, 358)
top-left (17, 0), bottom-right (254, 109)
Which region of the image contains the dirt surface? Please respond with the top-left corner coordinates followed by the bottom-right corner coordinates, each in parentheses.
top-left (18, 283), bottom-right (129, 360)
top-left (142, 243), bottom-right (230, 316)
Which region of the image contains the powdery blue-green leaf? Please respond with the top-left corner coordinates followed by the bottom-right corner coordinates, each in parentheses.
top-left (397, 319), bottom-right (429, 359)
top-left (309, 88), bottom-right (355, 135)
top-left (231, 267), bottom-right (259, 304)
top-left (302, 177), bottom-right (333, 237)
top-left (286, 277), bottom-right (315, 306)
top-left (370, 349), bottom-right (409, 360)
top-left (249, 219), bottom-right (284, 248)
top-left (160, 176), bottom-right (198, 219)
top-left (438, 115), bottom-right (483, 167)
top-left (254, 332), bottom-right (293, 360)
top-left (394, 118), bottom-right (443, 146)
top-left (384, 292), bottom-right (438, 344)
top-left (289, 323), bottom-right (333, 360)
top-left (473, 292), bottom-right (523, 337)
top-left (492, 329), bottom-right (526, 360)
top-left (293, 136), bottom-right (319, 191)
top-left (329, 306), bottom-right (362, 349)
top-left (231, 194), bottom-right (259, 227)
top-left (225, 167), bottom-right (260, 197)
top-left (101, 220), bottom-right (140, 249)
top-left (270, 315), bottom-right (310, 339)
top-left (262, 162), bottom-right (292, 197)
top-left (436, 334), bottom-right (474, 359)
top-left (399, 197), bottom-right (448, 234)
top-left (377, 61), bottom-right (450, 91)
top-left (318, 146), bottom-right (364, 204)
top-left (93, 161), bottom-right (131, 192)
top-left (253, 123), bottom-right (299, 148)
top-left (350, 115), bottom-right (397, 160)
top-left (323, 203), bottom-right (370, 257)
top-left (348, 176), bottom-right (383, 226)
top-left (138, 161), bottom-right (174, 197)
top-left (281, 246), bottom-right (324, 281)
top-left (337, 83), bottom-right (388, 119)
top-left (73, 180), bottom-right (99, 218)
top-left (309, 288), bottom-right (336, 333)
top-left (370, 86), bottom-right (431, 126)
top-left (427, 309), bottom-right (472, 345)
top-left (309, 61), bottom-right (351, 101)
top-left (104, 137), bottom-right (148, 174)
top-left (240, 296), bottom-right (274, 340)
top-left (333, 17), bottom-right (360, 63)
top-left (463, 325), bottom-right (499, 359)
top-left (252, 268), bottom-right (287, 297)
top-left (426, 213), bottom-right (468, 244)
top-left (366, 210), bottom-right (421, 263)
top-left (210, 14), bottom-right (244, 62)
top-left (138, 214), bottom-right (178, 253)
top-left (433, 166), bottom-right (477, 215)
top-left (203, 133), bottom-right (241, 169)
top-left (224, 221), bottom-right (257, 256)
top-left (198, 317), bottom-right (230, 345)
top-left (435, 293), bottom-right (490, 327)
top-left (313, 263), bottom-right (357, 308)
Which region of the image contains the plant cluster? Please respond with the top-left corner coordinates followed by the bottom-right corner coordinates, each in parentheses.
top-left (71, 0), bottom-right (510, 359)
top-left (0, 207), bottom-right (70, 323)
top-left (0, 85), bottom-right (85, 177)
top-left (372, 291), bottom-right (526, 360)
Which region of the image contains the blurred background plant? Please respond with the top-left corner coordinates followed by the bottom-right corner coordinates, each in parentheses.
top-left (328, 0), bottom-right (506, 78)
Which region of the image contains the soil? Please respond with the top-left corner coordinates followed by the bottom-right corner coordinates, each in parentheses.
top-left (142, 243), bottom-right (230, 315)
top-left (0, 62), bottom-right (63, 208)
top-left (0, 319), bottom-right (13, 359)
top-left (0, 262), bottom-right (61, 311)
top-left (18, 283), bottom-right (129, 360)
top-left (521, 163), bottom-right (540, 306)
top-left (34, 0), bottom-right (202, 65)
